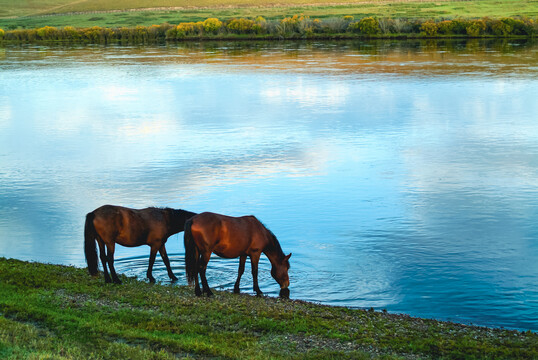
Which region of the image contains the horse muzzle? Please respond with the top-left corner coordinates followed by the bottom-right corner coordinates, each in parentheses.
top-left (279, 287), bottom-right (290, 299)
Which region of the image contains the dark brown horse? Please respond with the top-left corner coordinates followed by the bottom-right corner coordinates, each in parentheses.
top-left (184, 212), bottom-right (291, 298)
top-left (85, 205), bottom-right (196, 284)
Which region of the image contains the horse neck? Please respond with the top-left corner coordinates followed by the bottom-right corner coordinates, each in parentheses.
top-left (169, 210), bottom-right (197, 233)
top-left (262, 233), bottom-right (285, 267)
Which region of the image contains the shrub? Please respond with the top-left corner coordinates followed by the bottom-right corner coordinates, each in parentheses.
top-left (312, 18), bottom-right (322, 33)
top-left (347, 21), bottom-right (359, 32)
top-left (391, 18), bottom-right (413, 33)
top-left (165, 26), bottom-right (178, 39)
top-left (133, 25), bottom-right (148, 41)
top-left (343, 15), bottom-right (354, 22)
top-left (449, 18), bottom-right (469, 34)
top-left (278, 14), bottom-right (311, 34)
top-left (321, 18), bottom-right (349, 33)
top-left (61, 26), bottom-right (80, 40)
top-left (410, 19), bottom-right (425, 33)
top-left (360, 17), bottom-right (381, 34)
top-left (130, 23), bottom-right (172, 40)
top-left (147, 24), bottom-right (160, 40)
top-left (81, 26), bottom-right (113, 43)
top-left (176, 22), bottom-right (203, 37)
top-left (489, 19), bottom-right (512, 35)
top-left (0, 28), bottom-right (4, 39)
top-left (203, 18), bottom-right (223, 34)
top-left (466, 19), bottom-right (486, 36)
top-left (378, 18), bottom-right (396, 34)
top-left (348, 17), bottom-right (380, 35)
top-left (525, 17), bottom-right (537, 35)
top-left (227, 18), bottom-right (256, 34)
top-left (8, 29), bottom-right (28, 41)
top-left (420, 20), bottom-right (439, 36)
top-left (118, 27), bottom-right (133, 40)
top-left (437, 20), bottom-right (455, 35)
top-left (252, 23), bottom-right (264, 34)
top-left (36, 26), bottom-right (58, 40)
top-left (253, 16), bottom-right (269, 34)
top-left (314, 18), bottom-right (342, 34)
top-left (4, 29), bottom-right (38, 41)
top-left (500, 17), bottom-right (534, 35)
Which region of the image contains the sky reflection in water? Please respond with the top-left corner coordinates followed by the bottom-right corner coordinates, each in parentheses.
top-left (1, 40), bottom-right (537, 330)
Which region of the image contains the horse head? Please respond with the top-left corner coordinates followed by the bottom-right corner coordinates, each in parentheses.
top-left (271, 253), bottom-right (291, 291)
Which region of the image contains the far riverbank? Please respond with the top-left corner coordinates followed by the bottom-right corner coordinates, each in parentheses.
top-left (0, 16), bottom-right (536, 44)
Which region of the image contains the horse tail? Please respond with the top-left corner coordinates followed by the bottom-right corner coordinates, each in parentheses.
top-left (184, 218), bottom-right (198, 285)
top-left (84, 212), bottom-right (99, 276)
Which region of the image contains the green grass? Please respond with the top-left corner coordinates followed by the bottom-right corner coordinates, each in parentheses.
top-left (1, 0), bottom-right (537, 29)
top-left (0, 258), bottom-right (537, 359)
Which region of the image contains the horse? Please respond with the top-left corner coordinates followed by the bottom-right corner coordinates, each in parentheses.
top-left (84, 205), bottom-right (196, 284)
top-left (184, 212), bottom-right (291, 298)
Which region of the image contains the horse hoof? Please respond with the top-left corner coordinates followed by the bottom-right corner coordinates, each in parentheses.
top-left (148, 278), bottom-right (156, 284)
top-left (256, 292), bottom-right (263, 297)
top-left (206, 291), bottom-right (214, 297)
top-left (233, 288), bottom-right (240, 294)
top-left (195, 289), bottom-right (202, 297)
top-left (170, 276), bottom-right (178, 282)
top-left (279, 288), bottom-right (290, 299)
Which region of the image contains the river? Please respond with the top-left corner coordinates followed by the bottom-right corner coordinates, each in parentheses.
top-left (1, 39), bottom-right (537, 331)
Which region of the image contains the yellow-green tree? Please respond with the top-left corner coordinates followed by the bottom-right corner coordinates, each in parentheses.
top-left (203, 18), bottom-right (223, 34)
top-left (36, 26), bottom-right (58, 40)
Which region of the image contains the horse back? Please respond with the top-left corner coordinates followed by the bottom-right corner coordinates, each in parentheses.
top-left (190, 212), bottom-right (271, 257)
top-left (91, 205), bottom-right (167, 246)
top-left (91, 205), bottom-right (125, 237)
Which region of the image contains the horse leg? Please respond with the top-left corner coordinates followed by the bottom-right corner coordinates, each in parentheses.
top-left (199, 252), bottom-right (213, 297)
top-left (97, 240), bottom-right (111, 283)
top-left (147, 246), bottom-right (158, 283)
top-left (250, 253), bottom-right (263, 297)
top-left (106, 243), bottom-right (121, 284)
top-left (194, 253), bottom-right (202, 296)
top-left (159, 244), bottom-right (178, 282)
top-left (234, 255), bottom-right (247, 294)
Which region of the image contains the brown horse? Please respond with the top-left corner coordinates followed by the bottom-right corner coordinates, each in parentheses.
top-left (184, 212), bottom-right (291, 298)
top-left (85, 205), bottom-right (196, 284)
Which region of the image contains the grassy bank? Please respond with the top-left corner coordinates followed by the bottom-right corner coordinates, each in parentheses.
top-left (0, 258), bottom-right (536, 359)
top-left (1, 0), bottom-right (537, 29)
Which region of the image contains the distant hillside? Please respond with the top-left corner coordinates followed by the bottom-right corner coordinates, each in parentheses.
top-left (0, 0), bottom-right (389, 18)
top-left (1, 0), bottom-right (536, 29)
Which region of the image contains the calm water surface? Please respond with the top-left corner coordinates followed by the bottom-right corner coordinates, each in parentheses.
top-left (1, 40), bottom-right (537, 331)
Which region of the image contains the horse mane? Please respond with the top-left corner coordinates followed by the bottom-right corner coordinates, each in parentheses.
top-left (159, 208), bottom-right (197, 230)
top-left (150, 206), bottom-right (175, 212)
top-left (173, 209), bottom-right (197, 218)
top-left (263, 225), bottom-right (286, 261)
top-left (156, 207), bottom-right (196, 217)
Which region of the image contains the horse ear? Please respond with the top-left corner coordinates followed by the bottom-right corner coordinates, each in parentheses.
top-left (285, 253), bottom-right (292, 261)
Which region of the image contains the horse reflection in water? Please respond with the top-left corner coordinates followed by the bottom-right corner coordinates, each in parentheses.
top-left (184, 212), bottom-right (291, 298)
top-left (84, 205), bottom-right (196, 284)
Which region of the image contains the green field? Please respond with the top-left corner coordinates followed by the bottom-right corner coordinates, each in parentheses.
top-left (1, 0), bottom-right (537, 29)
top-left (1, 258), bottom-right (537, 359)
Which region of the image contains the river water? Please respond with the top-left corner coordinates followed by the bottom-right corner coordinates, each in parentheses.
top-left (1, 39), bottom-right (537, 331)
